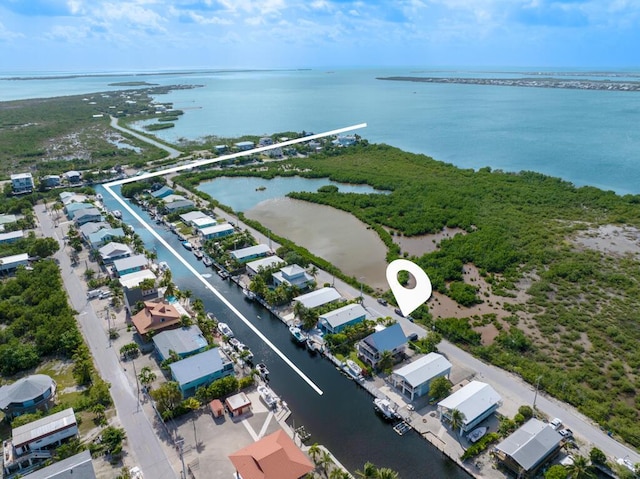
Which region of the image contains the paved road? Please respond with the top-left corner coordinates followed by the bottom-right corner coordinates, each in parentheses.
top-left (110, 115), bottom-right (182, 159)
top-left (35, 206), bottom-right (178, 479)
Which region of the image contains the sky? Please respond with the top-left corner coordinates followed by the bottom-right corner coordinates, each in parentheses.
top-left (1, 0), bottom-right (639, 71)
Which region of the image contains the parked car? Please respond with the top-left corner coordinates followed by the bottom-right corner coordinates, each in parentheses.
top-left (377, 298), bottom-right (388, 306)
top-left (550, 418), bottom-right (563, 430)
top-left (394, 308), bottom-right (404, 317)
top-left (87, 289), bottom-right (103, 299)
top-left (99, 290), bottom-right (113, 300)
top-left (559, 428), bottom-right (573, 438)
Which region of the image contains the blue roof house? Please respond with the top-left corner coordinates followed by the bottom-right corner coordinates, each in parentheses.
top-left (153, 325), bottom-right (208, 362)
top-left (113, 254), bottom-right (148, 277)
top-left (151, 185), bottom-right (174, 199)
top-left (357, 323), bottom-right (408, 368)
top-left (88, 227), bottom-right (125, 249)
top-left (169, 348), bottom-right (234, 397)
top-left (318, 303), bottom-right (367, 335)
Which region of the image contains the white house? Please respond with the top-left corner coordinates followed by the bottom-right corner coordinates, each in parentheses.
top-left (293, 287), bottom-right (341, 310)
top-left (272, 264), bottom-right (314, 290)
top-left (199, 223), bottom-right (234, 240)
top-left (246, 256), bottom-right (285, 277)
top-left (437, 380), bottom-right (502, 433)
top-left (391, 353), bottom-right (452, 401)
top-left (318, 303), bottom-right (367, 334)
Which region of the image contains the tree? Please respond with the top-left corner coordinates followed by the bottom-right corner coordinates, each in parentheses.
top-left (545, 465), bottom-right (568, 479)
top-left (377, 350), bottom-right (394, 373)
top-left (566, 455), bottom-right (595, 479)
top-left (150, 381), bottom-right (183, 416)
top-left (428, 376), bottom-right (451, 401)
top-left (356, 461), bottom-right (378, 478)
top-left (518, 405), bottom-right (534, 420)
top-left (589, 447), bottom-right (607, 467)
top-left (449, 408), bottom-right (466, 437)
top-left (139, 366), bottom-right (157, 390)
top-left (101, 425), bottom-right (126, 457)
top-left (319, 451), bottom-right (333, 476)
top-left (308, 443), bottom-right (321, 465)
top-left (377, 467), bottom-right (400, 479)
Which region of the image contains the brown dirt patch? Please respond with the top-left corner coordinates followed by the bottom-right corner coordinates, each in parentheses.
top-left (572, 224), bottom-right (640, 257)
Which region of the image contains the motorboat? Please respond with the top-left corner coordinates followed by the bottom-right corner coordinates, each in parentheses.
top-left (257, 384), bottom-right (279, 409)
top-left (243, 288), bottom-right (256, 301)
top-left (256, 363), bottom-right (269, 380)
top-left (346, 359), bottom-right (363, 377)
top-left (289, 326), bottom-right (306, 343)
top-left (112, 210), bottom-right (122, 219)
top-left (217, 269), bottom-right (229, 280)
top-left (158, 261), bottom-right (170, 273)
top-left (466, 426), bottom-right (488, 443)
top-left (373, 398), bottom-right (399, 421)
top-left (217, 322), bottom-right (234, 338)
top-left (202, 256), bottom-right (213, 267)
top-left (237, 343), bottom-right (254, 362)
top-left (194, 249), bottom-right (203, 260)
top-left (228, 337), bottom-right (241, 350)
top-left (182, 241), bottom-right (193, 250)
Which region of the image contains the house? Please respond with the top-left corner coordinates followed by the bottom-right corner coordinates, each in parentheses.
top-left (0, 253), bottom-right (29, 274)
top-left (293, 287), bottom-right (341, 310)
top-left (59, 192), bottom-right (88, 206)
top-left (214, 145), bottom-right (227, 154)
top-left (318, 303), bottom-right (367, 335)
top-left (234, 141), bottom-right (255, 151)
top-left (179, 210), bottom-right (208, 226)
top-left (333, 134), bottom-right (357, 147)
top-left (494, 418), bottom-right (564, 478)
top-left (78, 221), bottom-right (109, 240)
top-left (26, 450), bottom-right (96, 479)
top-left (0, 230), bottom-right (24, 244)
top-left (162, 194), bottom-right (187, 204)
top-left (150, 185), bottom-right (173, 199)
top-left (0, 214), bottom-right (18, 228)
top-left (258, 137), bottom-right (273, 146)
top-left (390, 353), bottom-right (452, 401)
top-left (2, 408), bottom-right (78, 477)
top-left (437, 380), bottom-right (502, 433)
top-left (192, 216), bottom-right (218, 230)
top-left (272, 264), bottom-right (314, 290)
top-left (153, 325), bottom-right (208, 362)
top-left (63, 170), bottom-right (82, 184)
top-left (98, 242), bottom-right (132, 264)
top-left (87, 227), bottom-right (124, 249)
top-left (169, 348), bottom-right (234, 397)
top-left (357, 323), bottom-right (408, 368)
top-left (0, 374), bottom-right (57, 419)
top-left (41, 175), bottom-right (61, 188)
top-left (11, 173), bottom-right (34, 194)
top-left (228, 430), bottom-right (314, 479)
top-left (72, 208), bottom-right (102, 226)
top-left (164, 199), bottom-right (195, 213)
top-left (224, 392), bottom-right (252, 417)
top-left (230, 244), bottom-right (271, 263)
top-left (131, 299), bottom-right (183, 335)
top-left (113, 254), bottom-right (148, 277)
top-left (199, 223), bottom-right (234, 240)
top-left (64, 202), bottom-right (93, 218)
top-left (120, 269), bottom-right (159, 315)
top-left (246, 255), bottom-right (285, 277)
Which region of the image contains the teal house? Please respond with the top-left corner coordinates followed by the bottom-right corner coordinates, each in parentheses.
top-left (169, 348), bottom-right (234, 397)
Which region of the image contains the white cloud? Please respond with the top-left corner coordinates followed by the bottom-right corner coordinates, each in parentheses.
top-left (0, 21), bottom-right (24, 41)
top-left (97, 2), bottom-right (167, 33)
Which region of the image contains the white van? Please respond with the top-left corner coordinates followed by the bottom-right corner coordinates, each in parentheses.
top-left (87, 289), bottom-right (103, 299)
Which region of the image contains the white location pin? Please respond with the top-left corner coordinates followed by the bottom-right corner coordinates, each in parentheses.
top-left (386, 259), bottom-right (432, 317)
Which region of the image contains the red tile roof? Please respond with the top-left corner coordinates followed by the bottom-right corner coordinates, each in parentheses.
top-left (229, 430), bottom-right (314, 479)
top-left (131, 299), bottom-right (181, 335)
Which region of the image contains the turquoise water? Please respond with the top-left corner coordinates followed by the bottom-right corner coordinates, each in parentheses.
top-left (198, 175), bottom-right (385, 212)
top-left (3, 68), bottom-right (640, 194)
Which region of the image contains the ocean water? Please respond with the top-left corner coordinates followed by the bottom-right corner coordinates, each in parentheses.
top-left (3, 68), bottom-right (640, 194)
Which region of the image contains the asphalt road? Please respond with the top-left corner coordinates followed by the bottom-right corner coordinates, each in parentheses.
top-left (36, 206), bottom-right (178, 479)
top-left (110, 115), bottom-right (182, 159)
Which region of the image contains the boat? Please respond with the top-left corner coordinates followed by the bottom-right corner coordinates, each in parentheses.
top-left (257, 384), bottom-right (279, 409)
top-left (346, 359), bottom-right (363, 377)
top-left (158, 261), bottom-right (170, 273)
top-left (228, 337), bottom-right (241, 350)
top-left (466, 427), bottom-right (488, 443)
top-left (256, 363), bottom-right (269, 380)
top-left (373, 398), bottom-right (399, 421)
top-left (202, 256), bottom-right (213, 267)
top-left (306, 338), bottom-right (320, 354)
top-left (217, 322), bottom-right (234, 338)
top-left (112, 210), bottom-right (122, 219)
top-left (194, 250), bottom-right (203, 260)
top-left (217, 269), bottom-right (229, 280)
top-left (237, 343), bottom-right (254, 362)
top-left (182, 241), bottom-right (193, 250)
top-left (96, 193), bottom-right (103, 201)
top-left (289, 326), bottom-right (306, 343)
top-left (243, 288), bottom-right (256, 301)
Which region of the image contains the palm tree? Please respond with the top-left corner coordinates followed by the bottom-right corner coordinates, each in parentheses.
top-left (138, 366), bottom-right (157, 390)
top-left (376, 467), bottom-right (400, 479)
top-left (377, 350), bottom-right (394, 373)
top-left (449, 408), bottom-right (466, 438)
top-left (566, 455), bottom-right (595, 479)
top-left (308, 442), bottom-right (321, 465)
top-left (356, 461), bottom-right (378, 478)
top-left (319, 451), bottom-right (333, 477)
top-left (329, 468), bottom-right (350, 479)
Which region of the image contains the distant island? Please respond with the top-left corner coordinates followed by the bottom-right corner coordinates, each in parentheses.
top-left (378, 76), bottom-right (640, 91)
top-left (108, 81), bottom-right (158, 86)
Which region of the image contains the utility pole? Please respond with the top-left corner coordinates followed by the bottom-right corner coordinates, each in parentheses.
top-left (131, 358), bottom-right (140, 412)
top-left (533, 375), bottom-right (543, 414)
top-left (176, 439), bottom-right (187, 479)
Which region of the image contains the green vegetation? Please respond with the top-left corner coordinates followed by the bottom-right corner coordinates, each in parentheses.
top-left (144, 122), bottom-right (174, 131)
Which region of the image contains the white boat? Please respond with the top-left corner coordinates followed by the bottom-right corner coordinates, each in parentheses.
top-left (373, 398), bottom-right (399, 421)
top-left (256, 363), bottom-right (269, 380)
top-left (289, 326), bottom-right (306, 343)
top-left (96, 193), bottom-right (103, 201)
top-left (466, 427), bottom-right (488, 443)
top-left (194, 249), bottom-right (203, 260)
top-left (346, 359), bottom-right (363, 377)
top-left (237, 343), bottom-right (254, 362)
top-left (228, 337), bottom-right (241, 350)
top-left (202, 256), bottom-right (213, 267)
top-left (257, 384), bottom-right (279, 409)
top-left (158, 261), bottom-right (170, 272)
top-left (243, 288), bottom-right (256, 301)
top-left (112, 210), bottom-right (122, 219)
top-left (217, 322), bottom-right (234, 338)
top-left (182, 241), bottom-right (193, 250)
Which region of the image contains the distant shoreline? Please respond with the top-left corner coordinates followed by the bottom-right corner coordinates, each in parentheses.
top-left (378, 76), bottom-right (640, 91)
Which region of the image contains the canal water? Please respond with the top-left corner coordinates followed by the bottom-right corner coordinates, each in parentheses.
top-left (98, 185), bottom-right (471, 479)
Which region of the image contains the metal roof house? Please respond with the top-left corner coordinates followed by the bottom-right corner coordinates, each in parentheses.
top-left (318, 303), bottom-right (367, 335)
top-left (246, 255), bottom-right (285, 276)
top-left (120, 270), bottom-right (159, 315)
top-left (494, 418), bottom-right (564, 478)
top-left (272, 264), bottom-right (314, 290)
top-left (11, 173), bottom-right (34, 194)
top-left (230, 244), bottom-right (271, 263)
top-left (229, 430), bottom-right (314, 479)
top-left (98, 242), bottom-right (132, 264)
top-left (0, 374), bottom-right (57, 419)
top-left (357, 323), bottom-right (408, 368)
top-left (152, 325), bottom-right (208, 362)
top-left (179, 210), bottom-right (208, 225)
top-left (87, 227), bottom-right (124, 249)
top-left (437, 380), bottom-right (502, 433)
top-left (234, 141), bottom-right (255, 151)
top-left (150, 185), bottom-right (173, 198)
top-left (199, 223), bottom-right (234, 240)
top-left (113, 254), bottom-right (148, 277)
top-left (0, 230), bottom-right (24, 244)
top-left (191, 216), bottom-right (218, 230)
top-left (26, 450), bottom-right (96, 479)
top-left (72, 208), bottom-right (102, 226)
top-left (293, 287), bottom-right (341, 310)
top-left (64, 202), bottom-right (93, 218)
top-left (169, 348), bottom-right (234, 397)
top-left (0, 253), bottom-right (29, 274)
top-left (390, 353), bottom-right (452, 401)
top-left (164, 199), bottom-right (195, 213)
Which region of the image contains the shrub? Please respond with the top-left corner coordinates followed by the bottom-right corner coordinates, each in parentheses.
top-left (460, 432), bottom-right (500, 460)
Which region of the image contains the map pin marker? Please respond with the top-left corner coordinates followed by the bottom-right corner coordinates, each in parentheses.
top-left (386, 259), bottom-right (432, 317)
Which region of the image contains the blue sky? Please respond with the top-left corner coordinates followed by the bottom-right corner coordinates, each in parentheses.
top-left (1, 0), bottom-right (639, 71)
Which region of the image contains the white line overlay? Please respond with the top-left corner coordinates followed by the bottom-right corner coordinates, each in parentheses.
top-left (104, 123), bottom-right (367, 396)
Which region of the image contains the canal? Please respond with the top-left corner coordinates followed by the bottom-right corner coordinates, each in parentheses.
top-left (98, 185), bottom-right (472, 479)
